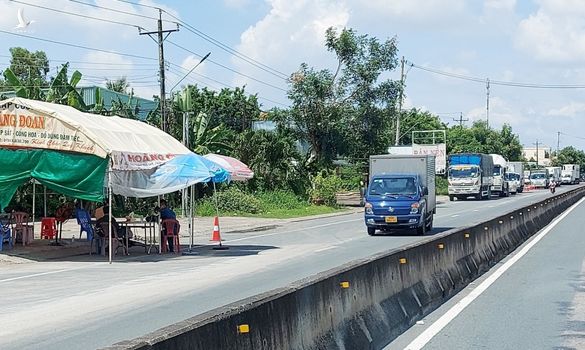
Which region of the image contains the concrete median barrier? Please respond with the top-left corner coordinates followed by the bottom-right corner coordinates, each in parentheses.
top-left (103, 188), bottom-right (585, 350)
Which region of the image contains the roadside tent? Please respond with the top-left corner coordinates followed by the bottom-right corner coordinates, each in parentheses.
top-left (0, 97), bottom-right (193, 208)
top-left (0, 97), bottom-right (228, 262)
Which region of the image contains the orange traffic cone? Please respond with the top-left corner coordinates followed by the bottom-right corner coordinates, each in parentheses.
top-left (210, 216), bottom-right (229, 250)
top-left (210, 216), bottom-right (222, 242)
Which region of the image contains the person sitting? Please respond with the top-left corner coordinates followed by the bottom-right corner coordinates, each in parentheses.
top-left (158, 199), bottom-right (178, 252)
top-left (96, 205), bottom-right (128, 240)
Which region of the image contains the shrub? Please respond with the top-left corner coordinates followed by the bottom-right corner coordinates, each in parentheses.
top-left (256, 190), bottom-right (308, 211)
top-left (197, 187), bottom-right (261, 215)
top-left (436, 176), bottom-right (448, 195)
top-left (309, 171), bottom-right (343, 206)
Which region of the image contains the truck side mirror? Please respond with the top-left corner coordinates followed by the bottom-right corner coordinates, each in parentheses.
top-left (422, 186), bottom-right (429, 195)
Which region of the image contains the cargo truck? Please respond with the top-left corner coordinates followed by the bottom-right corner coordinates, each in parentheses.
top-left (529, 169), bottom-right (549, 188)
top-left (447, 153), bottom-right (494, 201)
top-left (490, 154), bottom-right (510, 197)
top-left (561, 164), bottom-right (580, 184)
top-left (546, 166), bottom-right (561, 186)
top-left (364, 155), bottom-right (436, 236)
top-left (507, 161), bottom-right (525, 192)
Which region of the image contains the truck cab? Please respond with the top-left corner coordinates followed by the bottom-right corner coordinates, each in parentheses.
top-left (364, 173), bottom-right (433, 236)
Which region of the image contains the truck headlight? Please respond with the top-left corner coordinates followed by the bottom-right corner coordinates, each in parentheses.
top-left (410, 202), bottom-right (420, 214)
top-left (365, 203), bottom-right (373, 215)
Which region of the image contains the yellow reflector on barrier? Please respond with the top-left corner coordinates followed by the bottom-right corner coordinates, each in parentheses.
top-left (237, 324), bottom-right (250, 334)
top-left (399, 258), bottom-right (407, 264)
top-left (340, 281), bottom-right (350, 289)
top-left (438, 243), bottom-right (445, 249)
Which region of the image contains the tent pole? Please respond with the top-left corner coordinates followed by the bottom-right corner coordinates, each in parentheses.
top-left (157, 196), bottom-right (161, 254)
top-left (108, 171), bottom-right (113, 264)
top-left (32, 180), bottom-right (35, 239)
top-left (43, 186), bottom-right (47, 218)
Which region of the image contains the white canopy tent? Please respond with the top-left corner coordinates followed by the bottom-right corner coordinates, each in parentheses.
top-left (0, 98), bottom-right (209, 262)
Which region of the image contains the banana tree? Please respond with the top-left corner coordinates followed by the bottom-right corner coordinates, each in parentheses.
top-left (191, 111), bottom-right (232, 155)
top-left (2, 68), bottom-right (44, 100)
top-left (45, 63), bottom-right (87, 110)
top-left (173, 86), bottom-right (232, 154)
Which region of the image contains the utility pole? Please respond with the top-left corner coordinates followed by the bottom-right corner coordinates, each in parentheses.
top-left (453, 113), bottom-right (469, 127)
top-left (534, 139), bottom-right (540, 167)
top-left (557, 131), bottom-right (561, 156)
top-left (140, 10), bottom-right (179, 132)
top-left (486, 78), bottom-right (490, 129)
top-left (395, 56), bottom-right (405, 146)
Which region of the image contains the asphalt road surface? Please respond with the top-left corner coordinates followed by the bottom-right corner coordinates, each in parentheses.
top-left (0, 186), bottom-right (578, 350)
top-left (386, 191), bottom-right (585, 350)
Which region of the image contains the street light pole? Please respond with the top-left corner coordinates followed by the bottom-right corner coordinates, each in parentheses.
top-left (395, 56), bottom-right (405, 146)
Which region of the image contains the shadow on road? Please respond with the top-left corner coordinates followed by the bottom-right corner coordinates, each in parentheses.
top-left (372, 226), bottom-right (454, 237)
top-left (192, 244), bottom-right (279, 257)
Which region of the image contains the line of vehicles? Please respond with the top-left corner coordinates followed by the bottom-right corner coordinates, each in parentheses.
top-left (363, 153), bottom-right (580, 236)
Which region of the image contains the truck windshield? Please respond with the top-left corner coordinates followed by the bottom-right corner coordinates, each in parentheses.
top-left (530, 173), bottom-right (546, 179)
top-left (493, 166), bottom-right (502, 176)
top-left (449, 166), bottom-right (479, 178)
top-left (369, 177), bottom-right (417, 196)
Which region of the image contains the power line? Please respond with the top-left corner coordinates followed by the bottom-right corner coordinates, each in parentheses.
top-left (0, 30), bottom-right (158, 62)
top-left (167, 40), bottom-right (287, 92)
top-left (113, 0), bottom-right (288, 80)
top-left (560, 132), bottom-right (585, 141)
top-left (114, 0), bottom-right (161, 11)
top-left (69, 0), bottom-right (177, 24)
top-left (162, 12), bottom-right (288, 80)
top-left (10, 0), bottom-right (145, 30)
top-left (409, 62), bottom-right (585, 89)
top-left (167, 64), bottom-right (288, 107)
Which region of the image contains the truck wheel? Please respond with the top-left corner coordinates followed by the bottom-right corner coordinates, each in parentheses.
top-left (449, 195), bottom-right (455, 202)
top-left (426, 214), bottom-right (433, 231)
top-left (367, 227), bottom-right (376, 236)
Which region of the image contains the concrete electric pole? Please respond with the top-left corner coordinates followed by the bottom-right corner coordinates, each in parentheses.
top-left (453, 113), bottom-right (469, 127)
top-left (139, 10), bottom-right (179, 133)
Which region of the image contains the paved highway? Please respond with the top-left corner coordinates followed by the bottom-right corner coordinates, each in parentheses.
top-left (0, 186), bottom-right (577, 349)
top-left (386, 192), bottom-right (585, 350)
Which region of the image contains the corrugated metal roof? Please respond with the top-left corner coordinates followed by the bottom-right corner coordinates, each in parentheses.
top-left (0, 86), bottom-right (156, 120)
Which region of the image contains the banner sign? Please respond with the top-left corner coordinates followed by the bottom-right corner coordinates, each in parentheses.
top-left (0, 101), bottom-right (102, 156)
top-left (111, 152), bottom-right (178, 170)
top-left (413, 143), bottom-right (447, 174)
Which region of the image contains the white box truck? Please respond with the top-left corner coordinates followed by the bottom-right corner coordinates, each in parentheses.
top-left (561, 164), bottom-right (580, 184)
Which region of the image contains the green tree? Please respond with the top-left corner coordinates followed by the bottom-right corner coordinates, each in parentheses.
top-left (232, 128), bottom-right (305, 192)
top-left (8, 47), bottom-right (49, 88)
top-left (447, 120), bottom-right (522, 161)
top-left (553, 146), bottom-right (585, 168)
top-left (397, 108), bottom-right (446, 145)
top-left (283, 27), bottom-right (400, 168)
top-left (106, 77), bottom-right (130, 94)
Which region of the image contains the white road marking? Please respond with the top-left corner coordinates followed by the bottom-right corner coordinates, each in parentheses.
top-left (404, 196), bottom-right (585, 350)
top-left (0, 263), bottom-right (104, 284)
top-left (314, 246), bottom-right (336, 252)
top-left (224, 218), bottom-right (362, 243)
top-left (450, 215), bottom-right (459, 218)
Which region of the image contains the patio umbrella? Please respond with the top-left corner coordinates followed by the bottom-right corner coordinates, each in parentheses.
top-left (203, 154), bottom-right (254, 181)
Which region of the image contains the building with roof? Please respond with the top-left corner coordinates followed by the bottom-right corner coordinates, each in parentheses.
top-left (0, 86), bottom-right (157, 121)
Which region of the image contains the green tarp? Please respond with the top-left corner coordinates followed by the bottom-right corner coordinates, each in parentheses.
top-left (0, 148), bottom-right (107, 210)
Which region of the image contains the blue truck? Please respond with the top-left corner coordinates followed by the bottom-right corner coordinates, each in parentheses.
top-left (364, 155), bottom-right (436, 236)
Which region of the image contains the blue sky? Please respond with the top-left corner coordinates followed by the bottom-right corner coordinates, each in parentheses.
top-left (1, 0), bottom-right (584, 152)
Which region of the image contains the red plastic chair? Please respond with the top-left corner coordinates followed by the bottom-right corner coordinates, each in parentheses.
top-left (40, 217), bottom-right (57, 240)
top-left (161, 219), bottom-right (180, 254)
